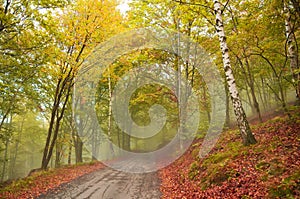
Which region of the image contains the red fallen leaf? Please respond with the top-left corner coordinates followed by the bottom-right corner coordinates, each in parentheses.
top-left (159, 110), bottom-right (300, 199)
top-left (0, 162), bottom-right (105, 199)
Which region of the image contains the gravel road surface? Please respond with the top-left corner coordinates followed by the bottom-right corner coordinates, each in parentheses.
top-left (37, 167), bottom-right (161, 199)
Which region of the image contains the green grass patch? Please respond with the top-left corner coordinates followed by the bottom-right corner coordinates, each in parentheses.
top-left (269, 171), bottom-right (300, 198)
top-left (190, 140), bottom-right (243, 188)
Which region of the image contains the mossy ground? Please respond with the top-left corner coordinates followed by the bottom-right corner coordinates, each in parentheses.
top-left (160, 107), bottom-right (300, 198)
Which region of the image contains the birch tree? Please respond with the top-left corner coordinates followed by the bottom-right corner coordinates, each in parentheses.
top-left (284, 1), bottom-right (300, 100)
top-left (213, 0), bottom-right (257, 145)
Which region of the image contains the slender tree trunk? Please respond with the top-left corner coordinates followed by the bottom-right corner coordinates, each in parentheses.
top-left (279, 81), bottom-right (290, 116)
top-left (214, 0), bottom-right (256, 145)
top-left (9, 116), bottom-right (24, 178)
top-left (257, 77), bottom-right (267, 111)
top-left (176, 59), bottom-right (183, 148)
top-left (55, 141), bottom-right (61, 167)
top-left (231, 22), bottom-right (263, 121)
top-left (1, 138), bottom-right (9, 182)
top-left (41, 80), bottom-right (61, 169)
top-left (41, 73), bottom-right (73, 169)
top-left (257, 54), bottom-right (290, 113)
top-left (0, 95), bottom-right (16, 133)
top-left (202, 84), bottom-right (211, 122)
top-left (122, 126), bottom-right (125, 150)
top-left (284, 2), bottom-right (300, 100)
top-left (91, 127), bottom-right (100, 161)
top-left (68, 140), bottom-right (72, 165)
top-left (41, 33), bottom-right (87, 169)
top-left (75, 137), bottom-right (83, 163)
top-left (91, 119), bottom-right (96, 160)
top-left (123, 106), bottom-right (132, 152)
top-left (260, 76), bottom-right (269, 110)
top-left (73, 114), bottom-right (83, 164)
top-left (125, 118), bottom-right (132, 151)
top-left (107, 68), bottom-right (115, 156)
top-left (108, 71), bottom-right (112, 138)
top-left (244, 57), bottom-right (262, 122)
top-left (1, 115), bottom-right (12, 182)
top-left (245, 86), bottom-right (254, 113)
top-left (225, 82), bottom-right (230, 127)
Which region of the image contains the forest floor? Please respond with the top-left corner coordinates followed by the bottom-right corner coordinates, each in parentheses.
top-left (0, 162), bottom-right (105, 198)
top-left (36, 167), bottom-right (161, 199)
top-left (0, 107), bottom-right (299, 199)
top-left (0, 160), bottom-right (161, 199)
top-left (160, 107), bottom-right (300, 198)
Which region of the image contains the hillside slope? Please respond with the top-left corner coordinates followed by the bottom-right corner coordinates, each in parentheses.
top-left (160, 109), bottom-right (300, 198)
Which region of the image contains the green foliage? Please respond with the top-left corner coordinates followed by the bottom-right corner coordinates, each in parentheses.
top-left (1, 0), bottom-right (299, 187)
top-left (95, 49), bottom-right (181, 153)
top-left (269, 172), bottom-right (300, 198)
top-left (1, 176), bottom-right (35, 193)
top-left (203, 141), bottom-right (241, 165)
top-left (198, 141), bottom-right (241, 186)
top-left (188, 161), bottom-right (199, 180)
top-left (0, 111), bottom-right (47, 181)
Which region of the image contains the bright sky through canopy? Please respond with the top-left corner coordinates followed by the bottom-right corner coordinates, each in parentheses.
top-left (117, 0), bottom-right (130, 14)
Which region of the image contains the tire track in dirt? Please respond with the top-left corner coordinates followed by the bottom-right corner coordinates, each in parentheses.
top-left (37, 167), bottom-right (161, 199)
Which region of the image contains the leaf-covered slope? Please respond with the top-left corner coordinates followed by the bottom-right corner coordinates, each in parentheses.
top-left (0, 162), bottom-right (104, 199)
top-left (160, 111), bottom-right (300, 198)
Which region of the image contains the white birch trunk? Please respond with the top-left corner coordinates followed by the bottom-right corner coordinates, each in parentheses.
top-left (108, 70), bottom-right (112, 138)
top-left (214, 0), bottom-right (257, 145)
top-left (284, 2), bottom-right (300, 99)
top-left (107, 68), bottom-right (115, 155)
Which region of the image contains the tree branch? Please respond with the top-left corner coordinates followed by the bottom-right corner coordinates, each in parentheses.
top-left (172, 0), bottom-right (214, 11)
top-left (4, 0), bottom-right (11, 14)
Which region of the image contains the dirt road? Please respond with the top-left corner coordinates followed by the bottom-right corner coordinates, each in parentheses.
top-left (37, 167), bottom-right (161, 199)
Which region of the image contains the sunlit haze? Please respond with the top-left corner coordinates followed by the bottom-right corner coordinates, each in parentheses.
top-left (117, 0), bottom-right (130, 15)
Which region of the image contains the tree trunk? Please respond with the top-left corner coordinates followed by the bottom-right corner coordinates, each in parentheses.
top-left (124, 119), bottom-right (131, 151)
top-left (55, 143), bottom-right (60, 167)
top-left (41, 73), bottom-right (73, 170)
top-left (107, 67), bottom-right (115, 156)
top-left (225, 82), bottom-right (230, 127)
top-left (74, 137), bottom-right (83, 163)
top-left (245, 86), bottom-right (254, 113)
top-left (91, 118), bottom-right (100, 161)
top-left (1, 114), bottom-right (13, 182)
top-left (68, 140), bottom-right (72, 165)
top-left (41, 30), bottom-right (87, 169)
top-left (9, 116), bottom-right (24, 178)
top-left (244, 57), bottom-right (262, 122)
top-left (284, 2), bottom-right (300, 100)
top-left (257, 76), bottom-right (267, 111)
top-left (261, 76), bottom-right (269, 110)
top-left (73, 120), bottom-right (83, 164)
top-left (214, 0), bottom-right (257, 145)
top-left (202, 84), bottom-right (211, 122)
top-left (1, 138), bottom-right (9, 182)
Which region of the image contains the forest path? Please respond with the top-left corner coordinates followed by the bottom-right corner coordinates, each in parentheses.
top-left (37, 166), bottom-right (161, 199)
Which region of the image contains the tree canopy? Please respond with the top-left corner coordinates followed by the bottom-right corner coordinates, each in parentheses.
top-left (0, 0), bottom-right (299, 183)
